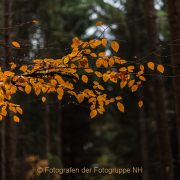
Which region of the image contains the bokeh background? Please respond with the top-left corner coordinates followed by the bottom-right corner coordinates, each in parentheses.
top-left (0, 0), bottom-right (179, 180)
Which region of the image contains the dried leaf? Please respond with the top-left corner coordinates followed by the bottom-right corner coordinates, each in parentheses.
top-left (96, 21), bottom-right (102, 26)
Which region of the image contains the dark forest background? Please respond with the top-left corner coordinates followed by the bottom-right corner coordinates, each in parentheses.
top-left (0, 0), bottom-right (180, 180)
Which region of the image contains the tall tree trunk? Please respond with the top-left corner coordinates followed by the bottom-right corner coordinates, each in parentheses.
top-left (144, 0), bottom-right (174, 179)
top-left (134, 1), bottom-right (149, 178)
top-left (46, 94), bottom-right (51, 180)
top-left (2, 0), bottom-right (13, 180)
top-left (167, 0), bottom-right (180, 169)
top-left (57, 100), bottom-right (62, 180)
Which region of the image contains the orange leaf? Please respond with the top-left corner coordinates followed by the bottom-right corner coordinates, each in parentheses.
top-left (12, 41), bottom-right (20, 48)
top-left (109, 57), bottom-right (114, 67)
top-left (117, 102), bottom-right (124, 113)
top-left (111, 41), bottom-right (119, 52)
top-left (90, 53), bottom-right (97, 57)
top-left (96, 21), bottom-right (102, 26)
top-left (82, 75), bottom-right (88, 83)
top-left (99, 52), bottom-right (106, 56)
top-left (90, 109), bottom-right (97, 118)
top-left (138, 101), bottom-right (143, 107)
top-left (120, 80), bottom-right (127, 89)
top-left (139, 76), bottom-right (146, 81)
top-left (42, 97), bottom-right (46, 102)
top-left (132, 85), bottom-right (138, 92)
top-left (19, 65), bottom-right (27, 72)
top-left (147, 62), bottom-right (154, 70)
top-left (13, 115), bottom-right (20, 123)
top-left (128, 80), bottom-right (135, 87)
top-left (33, 20), bottom-right (38, 23)
top-left (102, 38), bottom-right (107, 46)
top-left (157, 64), bottom-right (164, 73)
top-left (16, 107), bottom-right (23, 114)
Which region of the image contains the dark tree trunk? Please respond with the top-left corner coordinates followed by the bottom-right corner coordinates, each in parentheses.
top-left (144, 0), bottom-right (174, 179)
top-left (167, 0), bottom-right (180, 169)
top-left (2, 1), bottom-right (13, 180)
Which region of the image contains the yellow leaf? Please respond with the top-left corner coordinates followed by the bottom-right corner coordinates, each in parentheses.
top-left (102, 38), bottom-right (107, 46)
top-left (132, 85), bottom-right (138, 92)
top-left (12, 41), bottom-right (20, 48)
top-left (140, 65), bottom-right (144, 71)
top-left (19, 65), bottom-right (27, 72)
top-left (77, 94), bottom-right (84, 103)
top-left (0, 94), bottom-right (4, 103)
top-left (13, 115), bottom-right (20, 123)
top-left (96, 21), bottom-right (102, 26)
top-left (11, 64), bottom-right (16, 70)
top-left (109, 57), bottom-right (114, 67)
top-left (138, 101), bottom-right (143, 107)
top-left (139, 76), bottom-right (146, 81)
top-left (157, 64), bottom-right (164, 73)
top-left (99, 52), bottom-right (106, 56)
top-left (84, 68), bottom-right (93, 73)
top-left (120, 80), bottom-right (127, 89)
top-left (103, 74), bottom-right (109, 82)
top-left (90, 53), bottom-right (97, 57)
top-left (95, 40), bottom-right (102, 46)
top-left (82, 75), bottom-right (88, 83)
top-left (57, 88), bottom-right (64, 96)
top-left (42, 97), bottom-right (46, 102)
top-left (111, 41), bottom-right (119, 52)
top-left (127, 66), bottom-right (135, 72)
top-left (90, 109), bottom-right (97, 118)
top-left (120, 59), bottom-right (127, 64)
top-left (51, 79), bottom-right (57, 86)
top-left (147, 62), bottom-right (154, 70)
top-left (115, 96), bottom-right (122, 100)
top-left (33, 20), bottom-right (38, 23)
top-left (119, 67), bottom-right (127, 71)
top-left (1, 106), bottom-right (7, 116)
top-left (84, 49), bottom-right (91, 54)
top-left (16, 107), bottom-right (23, 114)
top-left (128, 79), bottom-right (135, 87)
top-left (117, 102), bottom-right (124, 113)
top-left (95, 71), bottom-right (102, 77)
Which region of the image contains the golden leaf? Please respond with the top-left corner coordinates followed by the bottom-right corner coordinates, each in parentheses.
top-left (103, 60), bottom-right (108, 67)
top-left (120, 60), bottom-right (127, 64)
top-left (117, 102), bottom-right (124, 113)
top-left (132, 85), bottom-right (138, 92)
top-left (128, 79), bottom-right (135, 87)
top-left (84, 49), bottom-right (91, 54)
top-left (157, 64), bottom-right (164, 73)
top-left (140, 65), bottom-right (144, 71)
top-left (82, 75), bottom-right (88, 83)
top-left (84, 68), bottom-right (93, 73)
top-left (12, 41), bottom-right (20, 48)
top-left (19, 65), bottom-right (27, 72)
top-left (0, 115), bottom-right (2, 120)
top-left (1, 106), bottom-right (7, 116)
top-left (51, 79), bottom-right (57, 86)
top-left (57, 88), bottom-right (64, 96)
top-left (90, 53), bottom-right (97, 57)
top-left (96, 21), bottom-right (102, 26)
top-left (16, 107), bottom-right (23, 114)
top-left (139, 76), bottom-right (146, 81)
top-left (11, 64), bottom-right (16, 70)
top-left (103, 74), bottom-right (109, 82)
top-left (33, 20), bottom-right (38, 23)
top-left (102, 38), bottom-right (107, 46)
top-left (127, 66), bottom-right (135, 72)
top-left (115, 96), bottom-right (122, 100)
top-left (111, 41), bottom-right (119, 52)
top-left (95, 71), bottom-right (102, 77)
top-left (120, 80), bottom-right (127, 89)
top-left (13, 115), bottom-right (20, 123)
top-left (138, 101), bottom-right (143, 107)
top-left (119, 67), bottom-right (127, 71)
top-left (95, 40), bottom-right (102, 46)
top-left (109, 57), bottom-right (114, 67)
top-left (99, 52), bottom-right (106, 56)
top-left (147, 62), bottom-right (154, 70)
top-left (42, 97), bottom-right (46, 102)
top-left (0, 94), bottom-right (4, 103)
top-left (77, 94), bottom-right (84, 103)
top-left (90, 109), bottom-right (97, 118)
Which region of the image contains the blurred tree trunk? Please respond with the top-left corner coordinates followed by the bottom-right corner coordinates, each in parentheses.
top-left (144, 0), bottom-right (174, 179)
top-left (134, 0), bottom-right (149, 179)
top-left (2, 0), bottom-right (13, 180)
top-left (46, 94), bottom-right (51, 180)
top-left (57, 100), bottom-right (62, 180)
top-left (167, 0), bottom-right (180, 169)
